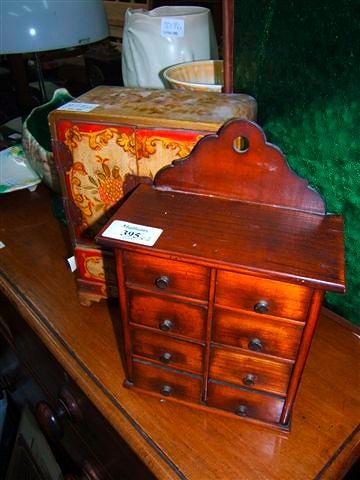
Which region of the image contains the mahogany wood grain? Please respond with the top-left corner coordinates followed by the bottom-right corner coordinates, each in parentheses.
top-left (0, 187), bottom-right (357, 480)
top-left (131, 327), bottom-right (204, 374)
top-left (99, 183), bottom-right (345, 292)
top-left (202, 268), bottom-right (217, 402)
top-left (207, 380), bottom-right (285, 424)
top-left (131, 360), bottom-right (202, 403)
top-left (115, 250), bottom-right (133, 382)
top-left (209, 347), bottom-right (292, 396)
top-left (280, 289), bottom-right (324, 424)
top-left (128, 290), bottom-right (207, 341)
top-left (213, 306), bottom-right (304, 360)
top-left (154, 119), bottom-right (325, 213)
top-left (215, 270), bottom-right (312, 321)
top-left (223, 0), bottom-right (234, 94)
top-left (124, 251), bottom-right (210, 300)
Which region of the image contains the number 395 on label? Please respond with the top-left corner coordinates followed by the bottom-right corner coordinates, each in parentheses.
top-left (101, 220), bottom-right (163, 247)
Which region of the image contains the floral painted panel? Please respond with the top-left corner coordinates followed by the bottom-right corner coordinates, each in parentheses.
top-left (136, 128), bottom-right (206, 178)
top-left (56, 121), bottom-right (137, 239)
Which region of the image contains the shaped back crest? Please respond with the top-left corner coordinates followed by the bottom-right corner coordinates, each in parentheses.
top-left (154, 119), bottom-right (324, 214)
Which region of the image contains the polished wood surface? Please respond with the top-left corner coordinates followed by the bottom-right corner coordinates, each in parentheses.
top-left (99, 183), bottom-right (344, 291)
top-left (154, 119), bottom-right (326, 213)
top-left (97, 119), bottom-right (345, 428)
top-left (0, 186), bottom-right (359, 479)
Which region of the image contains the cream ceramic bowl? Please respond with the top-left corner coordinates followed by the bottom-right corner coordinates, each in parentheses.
top-left (163, 60), bottom-right (224, 92)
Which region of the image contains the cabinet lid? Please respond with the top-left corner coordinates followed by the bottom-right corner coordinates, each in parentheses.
top-left (49, 86), bottom-right (257, 131)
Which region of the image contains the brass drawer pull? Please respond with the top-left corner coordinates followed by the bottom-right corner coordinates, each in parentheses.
top-left (235, 404), bottom-right (248, 417)
top-left (160, 385), bottom-right (173, 396)
top-left (159, 319), bottom-right (174, 332)
top-left (248, 338), bottom-right (263, 352)
top-left (242, 374), bottom-right (256, 386)
top-left (160, 352), bottom-right (173, 364)
top-left (254, 300), bottom-right (269, 314)
top-left (155, 275), bottom-right (170, 289)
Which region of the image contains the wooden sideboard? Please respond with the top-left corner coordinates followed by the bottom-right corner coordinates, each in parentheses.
top-left (0, 185), bottom-right (359, 479)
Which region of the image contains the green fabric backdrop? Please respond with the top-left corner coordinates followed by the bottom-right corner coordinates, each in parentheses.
top-left (234, 0), bottom-right (360, 324)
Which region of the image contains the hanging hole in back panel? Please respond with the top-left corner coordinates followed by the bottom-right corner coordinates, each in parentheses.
top-left (233, 136), bottom-right (249, 153)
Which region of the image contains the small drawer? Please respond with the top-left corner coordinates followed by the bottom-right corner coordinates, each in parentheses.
top-left (129, 290), bottom-right (207, 340)
top-left (213, 307), bottom-right (303, 360)
top-left (124, 251), bottom-right (210, 300)
top-left (216, 271), bottom-right (312, 321)
top-left (132, 360), bottom-right (202, 403)
top-left (207, 381), bottom-right (285, 424)
top-left (131, 327), bottom-right (204, 374)
top-left (210, 347), bottom-right (292, 396)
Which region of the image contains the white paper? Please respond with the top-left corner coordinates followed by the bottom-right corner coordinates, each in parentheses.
top-left (67, 255), bottom-right (77, 272)
top-left (57, 102), bottom-right (99, 112)
top-left (102, 220), bottom-right (163, 247)
top-left (161, 18), bottom-right (185, 38)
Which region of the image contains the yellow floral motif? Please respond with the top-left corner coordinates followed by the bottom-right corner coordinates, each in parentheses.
top-left (88, 128), bottom-right (118, 150)
top-left (64, 126), bottom-right (134, 152)
top-left (116, 132), bottom-right (136, 155)
top-left (83, 254), bottom-right (117, 283)
top-left (136, 135), bottom-right (201, 160)
top-left (64, 126), bottom-right (82, 151)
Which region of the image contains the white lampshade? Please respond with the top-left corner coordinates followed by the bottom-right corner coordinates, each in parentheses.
top-left (0, 0), bottom-right (109, 54)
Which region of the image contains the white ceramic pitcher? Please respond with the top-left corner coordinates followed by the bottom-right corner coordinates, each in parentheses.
top-left (122, 6), bottom-right (218, 89)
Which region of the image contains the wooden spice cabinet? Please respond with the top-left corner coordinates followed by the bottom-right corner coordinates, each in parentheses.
top-left (97, 119), bottom-right (345, 430)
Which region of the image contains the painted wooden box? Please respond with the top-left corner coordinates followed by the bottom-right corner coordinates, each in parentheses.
top-left (49, 86), bottom-right (257, 305)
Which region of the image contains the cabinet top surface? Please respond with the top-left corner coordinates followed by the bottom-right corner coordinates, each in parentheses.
top-left (97, 183), bottom-right (345, 292)
top-left (0, 186), bottom-right (358, 480)
top-left (49, 86), bottom-right (257, 130)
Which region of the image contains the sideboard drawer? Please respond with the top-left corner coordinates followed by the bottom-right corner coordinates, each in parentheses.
top-left (0, 295), bottom-right (153, 480)
top-left (210, 348), bottom-right (292, 396)
top-left (124, 252), bottom-right (210, 300)
top-left (132, 360), bottom-right (202, 403)
top-left (207, 381), bottom-right (285, 424)
top-left (216, 271), bottom-right (312, 321)
top-left (213, 307), bottom-right (304, 360)
top-left (131, 327), bottom-right (204, 374)
top-left (128, 290), bottom-right (207, 340)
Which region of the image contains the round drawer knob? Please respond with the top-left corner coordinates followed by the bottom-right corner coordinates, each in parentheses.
top-left (254, 301), bottom-right (269, 314)
top-left (235, 405), bottom-right (248, 417)
top-left (243, 374), bottom-right (256, 386)
top-left (160, 352), bottom-right (172, 364)
top-left (35, 402), bottom-right (64, 441)
top-left (155, 275), bottom-right (170, 289)
top-left (248, 338), bottom-right (263, 352)
top-left (160, 385), bottom-right (173, 396)
top-left (159, 319), bottom-right (174, 332)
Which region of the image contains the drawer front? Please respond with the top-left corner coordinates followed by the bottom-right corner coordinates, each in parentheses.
top-left (213, 307), bottom-right (303, 360)
top-left (132, 360), bottom-right (202, 403)
top-left (0, 295), bottom-right (153, 480)
top-left (128, 290), bottom-right (207, 340)
top-left (131, 327), bottom-right (204, 374)
top-left (75, 246), bottom-right (117, 285)
top-left (125, 252), bottom-right (210, 300)
top-left (207, 381), bottom-right (285, 424)
top-left (216, 271), bottom-right (312, 321)
top-left (210, 348), bottom-right (292, 396)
